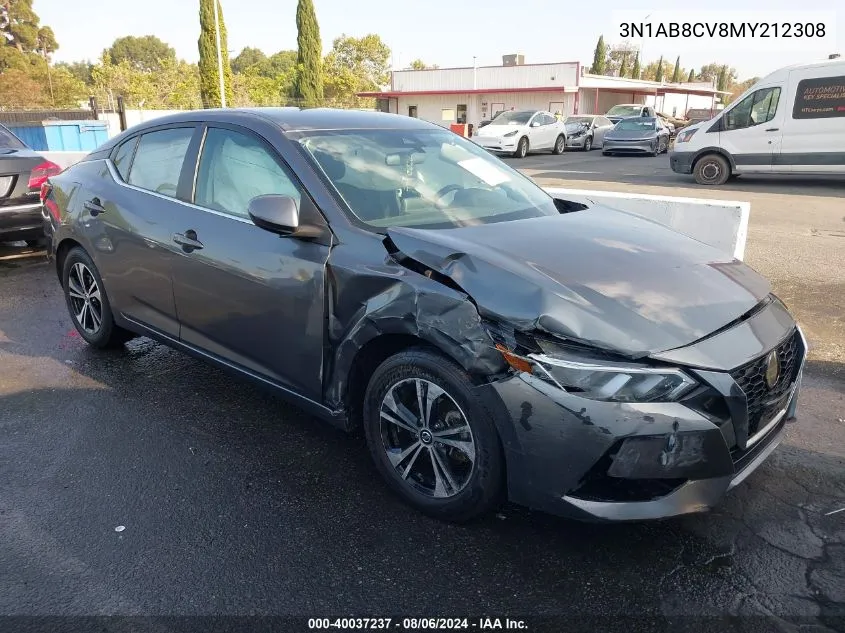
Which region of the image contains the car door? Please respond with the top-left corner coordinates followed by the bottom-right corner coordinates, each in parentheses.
top-left (80, 126), bottom-right (196, 337)
top-left (167, 124), bottom-right (332, 401)
top-left (593, 117), bottom-right (613, 146)
top-left (527, 112), bottom-right (550, 149)
top-left (717, 86), bottom-right (784, 173)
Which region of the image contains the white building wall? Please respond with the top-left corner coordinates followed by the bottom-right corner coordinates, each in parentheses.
top-left (392, 63), bottom-right (578, 92)
top-left (645, 93), bottom-right (719, 117)
top-left (398, 91), bottom-right (575, 127)
top-left (578, 90), bottom-right (646, 115)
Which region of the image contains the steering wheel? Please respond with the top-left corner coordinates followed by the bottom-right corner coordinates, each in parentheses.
top-left (434, 184), bottom-right (462, 206)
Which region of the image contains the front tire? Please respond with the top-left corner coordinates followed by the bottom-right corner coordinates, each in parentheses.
top-left (552, 134), bottom-right (566, 155)
top-left (693, 153), bottom-right (731, 185)
top-left (363, 348), bottom-right (504, 522)
top-left (513, 136), bottom-right (529, 159)
top-left (62, 247), bottom-right (134, 348)
top-left (583, 136), bottom-right (592, 152)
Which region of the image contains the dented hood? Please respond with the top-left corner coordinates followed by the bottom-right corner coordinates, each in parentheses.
top-left (386, 207), bottom-right (771, 356)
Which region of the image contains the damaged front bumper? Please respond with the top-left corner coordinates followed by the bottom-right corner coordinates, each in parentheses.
top-left (475, 323), bottom-right (807, 523)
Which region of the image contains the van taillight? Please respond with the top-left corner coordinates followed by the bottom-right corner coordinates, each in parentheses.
top-left (28, 160), bottom-right (62, 190)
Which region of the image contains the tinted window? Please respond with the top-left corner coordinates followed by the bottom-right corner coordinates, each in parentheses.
top-left (616, 118), bottom-right (657, 131)
top-left (112, 137), bottom-right (138, 181)
top-left (493, 111), bottom-right (533, 125)
top-left (195, 127), bottom-right (301, 219)
top-left (128, 127), bottom-right (194, 197)
top-left (0, 124), bottom-right (26, 149)
top-left (792, 76), bottom-right (845, 119)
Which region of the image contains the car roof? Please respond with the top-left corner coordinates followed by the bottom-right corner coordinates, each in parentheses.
top-left (95, 107), bottom-right (446, 154)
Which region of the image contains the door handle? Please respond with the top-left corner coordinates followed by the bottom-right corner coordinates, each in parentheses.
top-left (172, 230), bottom-right (204, 251)
top-left (765, 127), bottom-right (779, 132)
top-left (83, 198), bottom-right (105, 216)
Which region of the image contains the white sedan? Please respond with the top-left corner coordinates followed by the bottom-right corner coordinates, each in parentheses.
top-left (473, 110), bottom-right (567, 158)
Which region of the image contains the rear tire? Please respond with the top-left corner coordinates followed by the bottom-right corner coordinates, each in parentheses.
top-left (552, 135), bottom-right (565, 155)
top-left (62, 247), bottom-right (135, 349)
top-left (693, 153), bottom-right (731, 185)
top-left (363, 348), bottom-right (504, 522)
top-left (513, 136), bottom-right (529, 159)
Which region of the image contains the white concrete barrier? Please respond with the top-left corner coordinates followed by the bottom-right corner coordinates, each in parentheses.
top-left (43, 151), bottom-right (90, 170)
top-left (545, 187), bottom-right (749, 260)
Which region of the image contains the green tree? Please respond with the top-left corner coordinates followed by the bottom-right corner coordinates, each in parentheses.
top-left (591, 35), bottom-right (607, 74)
top-left (631, 52), bottom-right (641, 79)
top-left (725, 76), bottom-right (758, 104)
top-left (697, 62), bottom-right (737, 86)
top-left (105, 35), bottom-right (175, 72)
top-left (56, 60), bottom-right (94, 84)
top-left (231, 46), bottom-right (267, 74)
top-left (654, 55), bottom-right (664, 82)
top-left (717, 65), bottom-right (728, 92)
top-left (1, 0), bottom-right (54, 54)
top-left (323, 34), bottom-right (390, 107)
top-left (292, 0), bottom-right (323, 107)
top-left (198, 0), bottom-right (233, 107)
top-left (687, 68), bottom-right (695, 82)
top-left (409, 58), bottom-right (438, 70)
top-left (619, 55), bottom-right (628, 78)
top-left (265, 50), bottom-right (297, 78)
top-left (671, 56), bottom-right (681, 83)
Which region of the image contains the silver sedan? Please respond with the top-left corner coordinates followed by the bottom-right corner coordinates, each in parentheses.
top-left (602, 117), bottom-right (671, 156)
top-left (563, 115), bottom-right (615, 151)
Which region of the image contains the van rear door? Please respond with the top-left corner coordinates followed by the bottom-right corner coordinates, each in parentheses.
top-left (780, 66), bottom-right (845, 173)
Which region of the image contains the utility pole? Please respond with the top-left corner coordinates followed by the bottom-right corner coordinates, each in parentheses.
top-left (213, 0), bottom-right (226, 108)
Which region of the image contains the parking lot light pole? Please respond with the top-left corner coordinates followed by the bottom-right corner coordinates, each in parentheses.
top-left (213, 0), bottom-right (226, 108)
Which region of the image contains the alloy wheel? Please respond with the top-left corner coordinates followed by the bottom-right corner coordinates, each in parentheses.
top-left (584, 136), bottom-right (592, 151)
top-left (379, 378), bottom-right (476, 498)
top-left (67, 262), bottom-right (103, 334)
top-left (555, 136), bottom-right (565, 153)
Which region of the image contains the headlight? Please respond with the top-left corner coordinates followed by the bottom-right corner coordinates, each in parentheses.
top-left (503, 130), bottom-right (518, 138)
top-left (570, 129), bottom-right (586, 138)
top-left (676, 128), bottom-right (698, 143)
top-left (496, 340), bottom-right (697, 403)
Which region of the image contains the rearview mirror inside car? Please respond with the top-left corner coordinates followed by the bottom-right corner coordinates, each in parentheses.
top-left (385, 151), bottom-right (427, 166)
top-left (248, 194), bottom-right (299, 235)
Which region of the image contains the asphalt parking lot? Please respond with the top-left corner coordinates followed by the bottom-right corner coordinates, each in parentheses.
top-left (1, 156), bottom-right (844, 631)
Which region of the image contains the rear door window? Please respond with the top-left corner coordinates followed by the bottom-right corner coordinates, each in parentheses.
top-left (127, 127), bottom-right (194, 198)
top-left (112, 137), bottom-right (138, 181)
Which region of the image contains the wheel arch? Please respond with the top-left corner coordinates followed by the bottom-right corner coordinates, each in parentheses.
top-left (55, 237), bottom-right (83, 282)
top-left (692, 147), bottom-right (737, 173)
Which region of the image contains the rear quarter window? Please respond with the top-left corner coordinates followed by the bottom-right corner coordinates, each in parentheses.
top-left (792, 75), bottom-right (845, 119)
top-left (112, 137), bottom-right (139, 181)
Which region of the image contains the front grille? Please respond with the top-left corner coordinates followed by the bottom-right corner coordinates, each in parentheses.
top-left (730, 329), bottom-right (800, 437)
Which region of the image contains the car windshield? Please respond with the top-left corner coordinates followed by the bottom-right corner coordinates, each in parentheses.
top-left (0, 124), bottom-right (26, 149)
top-left (615, 118), bottom-right (656, 131)
top-left (606, 105), bottom-right (643, 117)
top-left (564, 117), bottom-right (593, 127)
top-left (489, 111), bottom-right (533, 125)
top-left (298, 128), bottom-right (559, 231)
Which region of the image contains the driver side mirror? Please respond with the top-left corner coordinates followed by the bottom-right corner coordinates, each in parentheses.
top-left (530, 120), bottom-right (541, 127)
top-left (248, 194), bottom-right (299, 235)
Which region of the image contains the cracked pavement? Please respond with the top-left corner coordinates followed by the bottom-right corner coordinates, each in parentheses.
top-left (1, 245), bottom-right (843, 631)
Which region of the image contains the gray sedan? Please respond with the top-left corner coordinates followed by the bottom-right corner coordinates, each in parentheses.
top-left (563, 115), bottom-right (615, 151)
top-left (602, 117), bottom-right (671, 156)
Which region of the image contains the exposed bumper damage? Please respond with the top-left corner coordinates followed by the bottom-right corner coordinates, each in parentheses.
top-left (323, 211), bottom-right (806, 521)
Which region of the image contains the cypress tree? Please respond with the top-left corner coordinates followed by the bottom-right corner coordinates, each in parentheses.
top-left (671, 56), bottom-right (681, 83)
top-left (631, 52), bottom-right (641, 79)
top-left (619, 54), bottom-right (628, 78)
top-left (655, 55), bottom-right (664, 82)
top-left (687, 68), bottom-right (695, 82)
top-left (717, 65), bottom-right (728, 92)
top-left (292, 0), bottom-right (324, 107)
top-left (591, 36), bottom-right (607, 74)
top-left (198, 0), bottom-right (233, 108)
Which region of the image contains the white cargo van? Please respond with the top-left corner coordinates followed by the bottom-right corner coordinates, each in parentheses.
top-left (670, 59), bottom-right (845, 185)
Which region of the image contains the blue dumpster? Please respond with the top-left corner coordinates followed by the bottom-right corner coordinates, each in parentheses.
top-left (6, 120), bottom-right (109, 151)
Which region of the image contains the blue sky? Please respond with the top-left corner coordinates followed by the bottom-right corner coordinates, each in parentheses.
top-left (38, 0), bottom-right (841, 80)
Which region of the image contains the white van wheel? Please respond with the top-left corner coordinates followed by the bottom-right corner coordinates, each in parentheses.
top-left (694, 154), bottom-right (730, 185)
